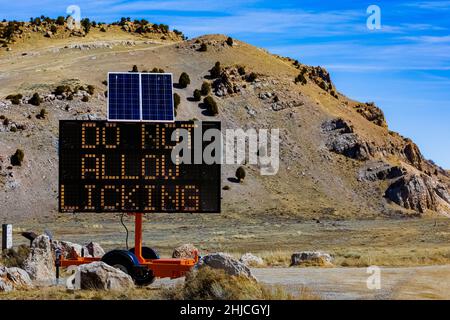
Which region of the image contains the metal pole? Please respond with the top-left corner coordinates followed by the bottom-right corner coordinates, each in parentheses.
top-left (2, 224), bottom-right (13, 251)
top-left (134, 213), bottom-right (144, 263)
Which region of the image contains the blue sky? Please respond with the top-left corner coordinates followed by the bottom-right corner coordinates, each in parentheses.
top-left (2, 0), bottom-right (450, 168)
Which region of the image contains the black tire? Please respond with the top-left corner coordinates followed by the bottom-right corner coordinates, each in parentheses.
top-left (101, 250), bottom-right (154, 286)
top-left (129, 247), bottom-right (160, 260)
top-left (101, 250), bottom-right (134, 275)
top-left (128, 247), bottom-right (158, 286)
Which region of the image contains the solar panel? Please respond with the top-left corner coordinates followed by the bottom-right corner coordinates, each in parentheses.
top-left (108, 73), bottom-right (140, 121)
top-left (141, 73), bottom-right (174, 122)
top-left (107, 72), bottom-right (174, 122)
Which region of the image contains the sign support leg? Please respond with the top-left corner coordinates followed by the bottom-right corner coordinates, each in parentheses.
top-left (133, 213), bottom-right (144, 263)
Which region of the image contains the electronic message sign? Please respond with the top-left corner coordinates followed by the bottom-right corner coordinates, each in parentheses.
top-left (59, 121), bottom-right (221, 213)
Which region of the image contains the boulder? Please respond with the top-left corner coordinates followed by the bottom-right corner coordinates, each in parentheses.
top-left (172, 243), bottom-right (198, 259)
top-left (0, 266), bottom-right (33, 292)
top-left (53, 240), bottom-right (88, 259)
top-left (291, 251), bottom-right (333, 266)
top-left (75, 262), bottom-right (134, 290)
top-left (239, 253), bottom-right (264, 267)
top-left (85, 242), bottom-right (105, 258)
top-left (23, 235), bottom-right (55, 281)
top-left (195, 253), bottom-right (256, 280)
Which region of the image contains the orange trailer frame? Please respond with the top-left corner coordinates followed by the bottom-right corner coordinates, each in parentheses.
top-left (58, 213), bottom-right (198, 279)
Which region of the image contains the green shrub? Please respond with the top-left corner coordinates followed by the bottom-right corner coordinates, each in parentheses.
top-left (102, 80), bottom-right (108, 86)
top-left (295, 73), bottom-right (307, 85)
top-left (56, 16), bottom-right (65, 26)
top-left (3, 117), bottom-right (9, 126)
top-left (178, 72), bottom-right (191, 88)
top-left (6, 94), bottom-right (22, 105)
top-left (164, 267), bottom-right (263, 300)
top-left (10, 126), bottom-right (17, 132)
top-left (11, 149), bottom-right (24, 166)
top-left (131, 65), bottom-right (139, 72)
top-left (67, 94), bottom-right (74, 101)
top-left (173, 93), bottom-right (180, 109)
top-left (37, 108), bottom-right (47, 119)
top-left (226, 37), bottom-right (233, 46)
top-left (158, 24), bottom-right (169, 33)
top-left (201, 82), bottom-right (211, 96)
top-left (81, 95), bottom-right (89, 102)
top-left (87, 85), bottom-right (95, 95)
top-left (236, 166), bottom-right (246, 182)
top-left (210, 61), bottom-right (222, 78)
top-left (81, 18), bottom-right (91, 33)
top-left (203, 96), bottom-right (218, 116)
top-left (1, 245), bottom-right (31, 268)
top-left (29, 92), bottom-right (42, 106)
top-left (151, 67), bottom-right (165, 73)
top-left (100, 26), bottom-right (107, 32)
top-left (222, 185), bottom-right (230, 190)
top-left (193, 89), bottom-right (202, 101)
top-left (237, 65), bottom-right (246, 76)
top-left (50, 25), bottom-right (57, 34)
top-left (198, 43), bottom-right (207, 52)
top-left (54, 85), bottom-right (71, 95)
top-left (246, 72), bottom-right (257, 82)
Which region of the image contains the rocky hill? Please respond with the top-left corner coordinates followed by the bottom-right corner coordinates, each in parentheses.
top-left (0, 20), bottom-right (449, 222)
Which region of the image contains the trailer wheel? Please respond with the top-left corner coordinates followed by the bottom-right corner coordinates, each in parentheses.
top-left (102, 250), bottom-right (155, 286)
top-left (101, 250), bottom-right (134, 275)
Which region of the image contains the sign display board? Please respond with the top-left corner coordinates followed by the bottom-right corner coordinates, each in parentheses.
top-left (59, 121), bottom-right (221, 213)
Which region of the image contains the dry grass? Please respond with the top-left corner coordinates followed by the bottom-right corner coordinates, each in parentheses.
top-left (239, 246), bottom-right (450, 268)
top-left (163, 267), bottom-right (319, 300)
top-left (0, 286), bottom-right (161, 300)
top-left (0, 245), bottom-right (30, 268)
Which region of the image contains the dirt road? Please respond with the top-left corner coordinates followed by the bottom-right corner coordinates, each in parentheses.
top-left (250, 265), bottom-right (450, 299)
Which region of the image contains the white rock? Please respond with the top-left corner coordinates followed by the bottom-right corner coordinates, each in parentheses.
top-left (23, 235), bottom-right (56, 282)
top-left (239, 253), bottom-right (264, 267)
top-left (75, 262), bottom-right (134, 290)
top-left (195, 253), bottom-right (256, 280)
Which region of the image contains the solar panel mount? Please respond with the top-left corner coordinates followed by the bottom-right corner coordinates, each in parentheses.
top-left (107, 72), bottom-right (175, 122)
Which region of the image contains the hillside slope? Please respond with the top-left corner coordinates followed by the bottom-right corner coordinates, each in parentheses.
top-left (0, 29), bottom-right (449, 222)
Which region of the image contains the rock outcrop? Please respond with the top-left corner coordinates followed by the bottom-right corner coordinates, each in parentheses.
top-left (403, 141), bottom-right (423, 171)
top-left (354, 102), bottom-right (387, 128)
top-left (358, 161), bottom-right (406, 182)
top-left (195, 253), bottom-right (256, 280)
top-left (385, 174), bottom-right (450, 213)
top-left (322, 118), bottom-right (370, 160)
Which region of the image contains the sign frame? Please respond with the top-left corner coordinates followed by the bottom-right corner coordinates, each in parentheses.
top-left (58, 120), bottom-right (221, 214)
